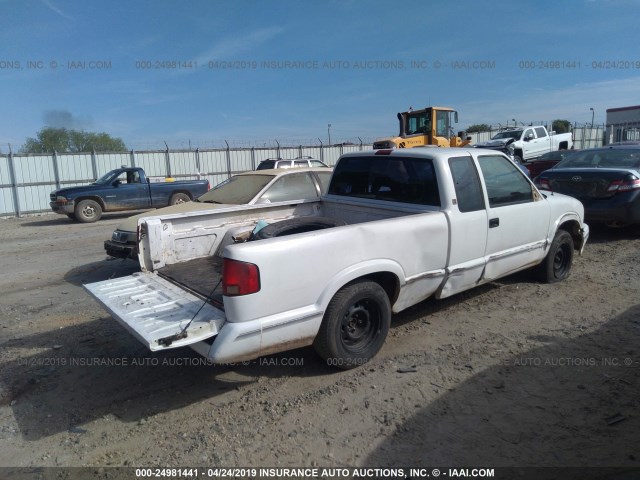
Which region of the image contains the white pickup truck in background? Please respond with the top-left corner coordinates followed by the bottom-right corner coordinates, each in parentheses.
top-left (85, 148), bottom-right (589, 369)
top-left (475, 125), bottom-right (573, 163)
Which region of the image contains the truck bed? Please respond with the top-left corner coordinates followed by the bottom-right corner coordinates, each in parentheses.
top-left (137, 199), bottom-right (431, 304)
top-left (158, 256), bottom-right (224, 308)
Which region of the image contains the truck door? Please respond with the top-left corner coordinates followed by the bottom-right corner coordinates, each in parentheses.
top-left (534, 126), bottom-right (550, 156)
top-left (476, 154), bottom-right (550, 281)
top-left (110, 170), bottom-right (151, 210)
top-left (437, 155), bottom-right (488, 299)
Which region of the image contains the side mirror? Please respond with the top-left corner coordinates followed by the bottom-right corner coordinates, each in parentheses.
top-left (454, 112), bottom-right (459, 123)
top-left (112, 179), bottom-right (122, 186)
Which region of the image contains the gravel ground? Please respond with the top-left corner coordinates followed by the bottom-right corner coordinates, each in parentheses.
top-left (0, 213), bottom-right (638, 477)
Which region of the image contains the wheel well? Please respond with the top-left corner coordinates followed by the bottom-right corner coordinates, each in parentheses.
top-left (349, 272), bottom-right (400, 305)
top-left (558, 220), bottom-right (582, 250)
top-left (559, 141), bottom-right (568, 150)
top-left (74, 196), bottom-right (105, 211)
top-left (171, 190), bottom-right (193, 199)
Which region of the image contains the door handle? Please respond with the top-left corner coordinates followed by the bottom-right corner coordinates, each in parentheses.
top-left (489, 218), bottom-right (500, 228)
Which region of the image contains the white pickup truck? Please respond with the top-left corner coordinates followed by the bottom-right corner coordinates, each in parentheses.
top-left (475, 126), bottom-right (573, 163)
top-left (85, 148), bottom-right (589, 369)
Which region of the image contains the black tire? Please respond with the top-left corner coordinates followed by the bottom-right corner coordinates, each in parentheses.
top-left (314, 280), bottom-right (391, 370)
top-left (537, 229), bottom-right (574, 283)
top-left (251, 216), bottom-right (346, 240)
top-left (75, 199), bottom-right (102, 223)
top-left (513, 155), bottom-right (523, 164)
top-left (169, 192), bottom-right (191, 205)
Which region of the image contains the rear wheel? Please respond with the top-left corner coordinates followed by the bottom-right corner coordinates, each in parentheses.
top-left (75, 199), bottom-right (102, 223)
top-left (537, 229), bottom-right (573, 283)
top-left (169, 193), bottom-right (190, 205)
top-left (314, 280), bottom-right (391, 370)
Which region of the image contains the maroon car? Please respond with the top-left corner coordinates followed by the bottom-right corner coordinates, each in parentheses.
top-left (524, 150), bottom-right (576, 178)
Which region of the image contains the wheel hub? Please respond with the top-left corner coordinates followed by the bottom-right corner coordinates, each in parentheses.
top-left (341, 300), bottom-right (380, 351)
top-left (344, 305), bottom-right (370, 342)
top-left (83, 205), bottom-right (96, 216)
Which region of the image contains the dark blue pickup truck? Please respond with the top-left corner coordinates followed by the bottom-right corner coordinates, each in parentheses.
top-left (49, 167), bottom-right (210, 222)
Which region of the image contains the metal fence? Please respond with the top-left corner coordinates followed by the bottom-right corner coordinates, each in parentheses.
top-left (0, 143), bottom-right (371, 217)
top-left (0, 124), bottom-right (609, 218)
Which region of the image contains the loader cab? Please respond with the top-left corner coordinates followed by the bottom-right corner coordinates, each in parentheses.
top-left (399, 107), bottom-right (463, 147)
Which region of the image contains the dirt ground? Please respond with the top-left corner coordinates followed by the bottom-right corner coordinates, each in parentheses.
top-left (0, 213), bottom-right (638, 476)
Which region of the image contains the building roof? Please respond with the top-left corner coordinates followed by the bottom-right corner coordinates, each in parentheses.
top-left (606, 105), bottom-right (640, 113)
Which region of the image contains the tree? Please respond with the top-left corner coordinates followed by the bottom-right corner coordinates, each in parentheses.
top-left (21, 127), bottom-right (127, 153)
top-left (551, 120), bottom-right (571, 134)
top-left (466, 123), bottom-right (492, 133)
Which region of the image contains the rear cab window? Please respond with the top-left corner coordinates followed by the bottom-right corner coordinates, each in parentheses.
top-left (328, 155), bottom-right (441, 206)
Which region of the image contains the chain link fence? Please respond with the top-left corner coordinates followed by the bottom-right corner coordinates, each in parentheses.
top-left (1, 123), bottom-right (610, 217)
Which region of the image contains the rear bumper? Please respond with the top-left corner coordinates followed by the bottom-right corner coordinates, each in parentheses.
top-left (84, 271), bottom-right (322, 365)
top-left (582, 191), bottom-right (640, 224)
top-left (191, 309), bottom-right (322, 364)
top-left (104, 240), bottom-right (136, 259)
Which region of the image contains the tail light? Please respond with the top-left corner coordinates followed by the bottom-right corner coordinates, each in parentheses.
top-left (538, 177), bottom-right (550, 190)
top-left (607, 175), bottom-right (640, 193)
top-left (223, 258), bottom-right (260, 296)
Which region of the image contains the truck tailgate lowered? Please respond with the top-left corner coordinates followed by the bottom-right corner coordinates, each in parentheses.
top-left (84, 273), bottom-right (224, 351)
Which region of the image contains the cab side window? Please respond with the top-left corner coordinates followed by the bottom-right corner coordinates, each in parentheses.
top-left (478, 155), bottom-right (533, 207)
top-left (126, 171), bottom-right (141, 183)
top-left (449, 156), bottom-right (485, 212)
top-left (114, 172), bottom-right (128, 184)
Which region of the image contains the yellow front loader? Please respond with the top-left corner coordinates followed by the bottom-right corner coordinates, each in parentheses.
top-left (373, 106), bottom-right (472, 149)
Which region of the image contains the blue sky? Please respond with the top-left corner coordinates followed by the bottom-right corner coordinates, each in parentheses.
top-left (1, 0), bottom-right (640, 151)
